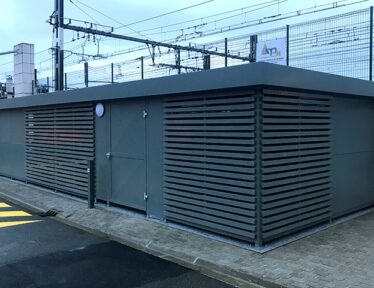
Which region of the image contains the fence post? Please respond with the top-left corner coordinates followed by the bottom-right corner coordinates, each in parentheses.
top-left (176, 49), bottom-right (181, 74)
top-left (84, 62), bottom-right (89, 88)
top-left (111, 63), bottom-right (114, 83)
top-left (225, 38), bottom-right (228, 67)
top-left (203, 55), bottom-right (211, 70)
top-left (286, 25), bottom-right (290, 66)
top-left (250, 35), bottom-right (257, 63)
top-left (370, 6), bottom-right (373, 81)
top-left (34, 68), bottom-right (37, 86)
top-left (141, 56), bottom-right (144, 80)
top-left (87, 160), bottom-right (95, 209)
top-left (33, 68), bottom-right (37, 94)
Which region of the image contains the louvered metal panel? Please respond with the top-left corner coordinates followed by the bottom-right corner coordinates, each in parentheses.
top-left (25, 104), bottom-right (95, 197)
top-left (261, 89), bottom-right (332, 242)
top-left (164, 89), bottom-right (257, 241)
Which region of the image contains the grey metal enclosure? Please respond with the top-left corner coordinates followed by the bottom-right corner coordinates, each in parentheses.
top-left (0, 62), bottom-right (373, 246)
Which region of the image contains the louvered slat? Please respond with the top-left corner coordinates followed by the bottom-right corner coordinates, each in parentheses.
top-left (261, 90), bottom-right (332, 242)
top-left (164, 90), bottom-right (256, 242)
top-left (25, 104), bottom-right (95, 197)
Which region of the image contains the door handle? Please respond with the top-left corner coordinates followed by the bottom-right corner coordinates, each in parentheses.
top-left (106, 152), bottom-right (112, 160)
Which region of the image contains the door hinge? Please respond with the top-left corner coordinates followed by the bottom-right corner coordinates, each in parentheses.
top-left (106, 152), bottom-right (112, 160)
top-left (143, 110), bottom-right (148, 118)
top-left (144, 193), bottom-right (149, 201)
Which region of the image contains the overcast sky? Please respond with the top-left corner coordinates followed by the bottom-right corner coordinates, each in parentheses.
top-left (0, 0), bottom-right (372, 76)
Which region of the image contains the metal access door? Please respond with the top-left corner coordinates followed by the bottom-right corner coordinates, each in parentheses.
top-left (108, 99), bottom-right (147, 211)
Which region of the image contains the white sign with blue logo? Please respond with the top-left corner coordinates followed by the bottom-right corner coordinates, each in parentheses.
top-left (256, 38), bottom-right (287, 65)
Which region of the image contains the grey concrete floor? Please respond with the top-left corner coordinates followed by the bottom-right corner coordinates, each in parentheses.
top-left (0, 198), bottom-right (233, 288)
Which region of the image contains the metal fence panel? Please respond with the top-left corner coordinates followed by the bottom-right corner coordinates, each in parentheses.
top-left (289, 8), bottom-right (372, 80)
top-left (53, 8), bottom-right (374, 90)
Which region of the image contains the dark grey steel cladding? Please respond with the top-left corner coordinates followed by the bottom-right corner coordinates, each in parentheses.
top-left (25, 104), bottom-right (95, 196)
top-left (260, 90), bottom-right (332, 242)
top-left (163, 88), bottom-right (332, 244)
top-left (0, 63), bottom-right (371, 247)
top-left (163, 89), bottom-right (257, 241)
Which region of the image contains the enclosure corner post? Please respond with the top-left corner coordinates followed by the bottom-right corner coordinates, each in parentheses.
top-left (254, 89), bottom-right (263, 247)
top-left (286, 24), bottom-right (290, 66)
top-left (369, 6), bottom-right (373, 81)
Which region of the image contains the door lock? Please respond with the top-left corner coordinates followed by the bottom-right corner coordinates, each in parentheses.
top-left (106, 152), bottom-right (112, 160)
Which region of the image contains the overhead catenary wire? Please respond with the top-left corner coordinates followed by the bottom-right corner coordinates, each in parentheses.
top-left (118, 0), bottom-right (365, 41)
top-left (58, 0), bottom-right (256, 61)
top-left (113, 0), bottom-right (216, 30)
top-left (68, 0), bottom-right (102, 25)
top-left (57, 0), bottom-right (280, 70)
top-left (61, 4), bottom-right (370, 84)
top-left (118, 0), bottom-right (283, 37)
top-left (72, 0), bottom-right (149, 39)
top-left (69, 0), bottom-right (168, 59)
top-left (62, 0), bottom-right (284, 63)
top-left (0, 0), bottom-right (367, 77)
top-left (0, 0), bottom-right (287, 70)
top-left (92, 0), bottom-right (358, 60)
top-left (62, 7), bottom-right (369, 78)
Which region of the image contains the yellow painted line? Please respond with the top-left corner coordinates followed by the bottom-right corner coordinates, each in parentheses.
top-left (0, 203), bottom-right (11, 208)
top-left (0, 211), bottom-right (32, 217)
top-left (0, 220), bottom-right (41, 228)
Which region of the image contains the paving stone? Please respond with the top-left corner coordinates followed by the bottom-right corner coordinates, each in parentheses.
top-left (0, 177), bottom-right (373, 288)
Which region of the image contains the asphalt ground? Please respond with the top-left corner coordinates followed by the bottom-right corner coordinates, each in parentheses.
top-left (0, 198), bottom-right (233, 288)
